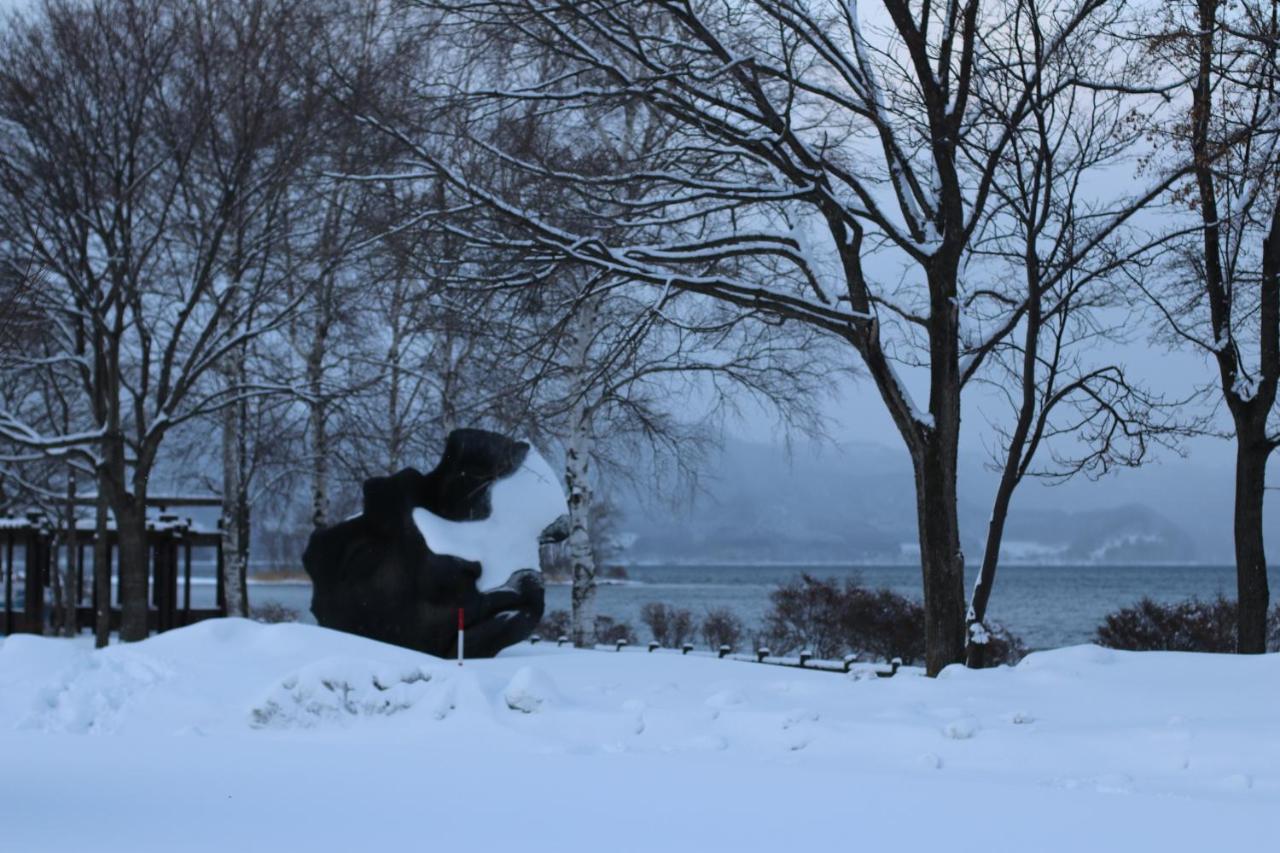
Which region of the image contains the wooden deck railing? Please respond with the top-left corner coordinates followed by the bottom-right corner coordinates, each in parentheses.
top-left (0, 506), bottom-right (226, 637)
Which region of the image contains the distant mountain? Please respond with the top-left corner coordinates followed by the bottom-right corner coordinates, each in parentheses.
top-left (615, 438), bottom-right (1218, 565)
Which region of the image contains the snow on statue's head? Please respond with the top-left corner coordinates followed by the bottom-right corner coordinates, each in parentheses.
top-left (302, 429), bottom-right (569, 659)
top-left (411, 432), bottom-right (565, 592)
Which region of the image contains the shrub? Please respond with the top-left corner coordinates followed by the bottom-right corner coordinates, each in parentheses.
top-left (968, 621), bottom-right (1028, 667)
top-left (537, 609), bottom-right (571, 641)
top-left (701, 607), bottom-right (743, 652)
top-left (762, 574), bottom-right (928, 665)
top-left (593, 615), bottom-right (638, 646)
top-left (640, 602), bottom-right (696, 648)
top-left (250, 602), bottom-right (299, 624)
top-left (1095, 596), bottom-right (1280, 653)
top-left (762, 574), bottom-right (849, 659)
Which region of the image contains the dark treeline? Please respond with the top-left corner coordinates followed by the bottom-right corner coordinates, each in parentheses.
top-left (1, 0), bottom-right (1278, 674)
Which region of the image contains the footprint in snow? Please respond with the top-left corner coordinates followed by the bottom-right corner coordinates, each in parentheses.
top-left (621, 698), bottom-right (645, 735)
top-left (781, 708), bottom-right (819, 729)
top-left (942, 716), bottom-right (980, 740)
top-left (1093, 773), bottom-right (1135, 794)
top-left (1221, 773), bottom-right (1253, 791)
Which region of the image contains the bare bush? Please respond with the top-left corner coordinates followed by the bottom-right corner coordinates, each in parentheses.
top-left (250, 602), bottom-right (299, 624)
top-left (973, 624), bottom-right (1027, 668)
top-left (592, 615), bottom-right (637, 646)
top-left (640, 602), bottom-right (696, 648)
top-left (537, 609), bottom-right (570, 641)
top-left (701, 608), bottom-right (743, 653)
top-left (1095, 597), bottom-right (1280, 653)
top-left (760, 574), bottom-right (1029, 667)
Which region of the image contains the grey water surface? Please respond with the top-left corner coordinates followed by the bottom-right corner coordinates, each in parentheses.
top-left (248, 562), bottom-right (1278, 651)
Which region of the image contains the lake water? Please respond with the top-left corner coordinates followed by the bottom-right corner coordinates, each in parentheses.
top-left (247, 563), bottom-right (1279, 651)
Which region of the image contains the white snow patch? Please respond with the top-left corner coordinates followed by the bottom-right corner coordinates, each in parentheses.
top-left (412, 442), bottom-right (567, 590)
top-left (1, 624), bottom-right (1277, 851)
top-left (942, 716), bottom-right (981, 740)
top-left (503, 665), bottom-right (558, 714)
top-left (249, 658), bottom-right (441, 729)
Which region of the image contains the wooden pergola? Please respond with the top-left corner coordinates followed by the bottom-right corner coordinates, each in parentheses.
top-left (1, 496), bottom-right (229, 636)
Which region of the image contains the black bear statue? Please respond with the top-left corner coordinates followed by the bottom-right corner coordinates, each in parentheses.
top-left (302, 428), bottom-right (568, 658)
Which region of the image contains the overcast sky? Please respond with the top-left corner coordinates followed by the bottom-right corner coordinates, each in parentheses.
top-left (0, 0), bottom-right (1262, 532)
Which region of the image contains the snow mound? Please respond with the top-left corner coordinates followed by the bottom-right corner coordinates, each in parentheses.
top-left (2, 622), bottom-right (1278, 852)
top-left (503, 665), bottom-right (558, 714)
top-left (941, 716), bottom-right (980, 740)
top-left (23, 653), bottom-right (172, 734)
top-left (412, 441), bottom-right (567, 590)
top-left (249, 658), bottom-right (445, 729)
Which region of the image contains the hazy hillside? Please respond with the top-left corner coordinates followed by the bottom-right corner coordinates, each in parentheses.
top-left (615, 438), bottom-right (1243, 565)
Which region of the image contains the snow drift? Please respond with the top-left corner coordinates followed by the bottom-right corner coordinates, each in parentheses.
top-left (0, 620), bottom-right (1275, 852)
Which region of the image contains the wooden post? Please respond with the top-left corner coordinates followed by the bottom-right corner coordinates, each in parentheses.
top-left (215, 516), bottom-right (226, 615)
top-left (3, 531), bottom-right (13, 635)
top-left (152, 516), bottom-right (183, 633)
top-left (23, 514), bottom-right (47, 634)
top-left (182, 539), bottom-right (193, 623)
top-left (75, 536), bottom-right (85, 606)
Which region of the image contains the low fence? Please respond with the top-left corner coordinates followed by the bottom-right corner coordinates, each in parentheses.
top-left (532, 634), bottom-right (904, 678)
top-left (0, 500), bottom-right (227, 637)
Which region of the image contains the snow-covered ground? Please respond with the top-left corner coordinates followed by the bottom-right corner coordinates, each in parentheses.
top-left (1, 621), bottom-right (1274, 852)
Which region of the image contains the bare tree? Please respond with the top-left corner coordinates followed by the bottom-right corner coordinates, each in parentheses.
top-left (389, 0), bottom-right (1195, 673)
top-left (961, 6), bottom-right (1190, 664)
top-left (0, 0), bottom-right (316, 640)
top-left (1138, 0), bottom-right (1280, 653)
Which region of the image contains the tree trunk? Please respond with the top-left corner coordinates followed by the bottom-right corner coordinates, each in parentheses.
top-left (566, 423), bottom-right (595, 648)
top-left (915, 262), bottom-right (968, 677)
top-left (566, 296), bottom-right (598, 648)
top-left (913, 431), bottom-right (967, 676)
top-left (308, 313), bottom-right (331, 530)
top-left (1233, 436), bottom-right (1271, 653)
top-left (221, 397), bottom-right (249, 617)
top-left (967, 480), bottom-right (1016, 669)
top-left (57, 470), bottom-right (78, 637)
top-left (93, 488), bottom-right (111, 648)
top-left (310, 400), bottom-right (329, 530)
top-left (115, 501), bottom-right (149, 642)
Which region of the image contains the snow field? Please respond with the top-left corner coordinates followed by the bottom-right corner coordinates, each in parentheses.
top-left (0, 619), bottom-right (1275, 852)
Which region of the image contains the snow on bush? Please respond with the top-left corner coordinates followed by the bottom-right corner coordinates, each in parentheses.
top-left (249, 658), bottom-right (444, 729)
top-left (502, 666), bottom-right (558, 714)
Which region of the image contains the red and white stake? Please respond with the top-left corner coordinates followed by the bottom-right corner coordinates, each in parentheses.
top-left (457, 608), bottom-right (465, 666)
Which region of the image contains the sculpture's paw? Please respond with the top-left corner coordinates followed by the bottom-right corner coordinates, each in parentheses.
top-left (504, 569), bottom-right (544, 601)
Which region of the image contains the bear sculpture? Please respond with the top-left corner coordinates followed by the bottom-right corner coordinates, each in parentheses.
top-left (302, 429), bottom-right (567, 658)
